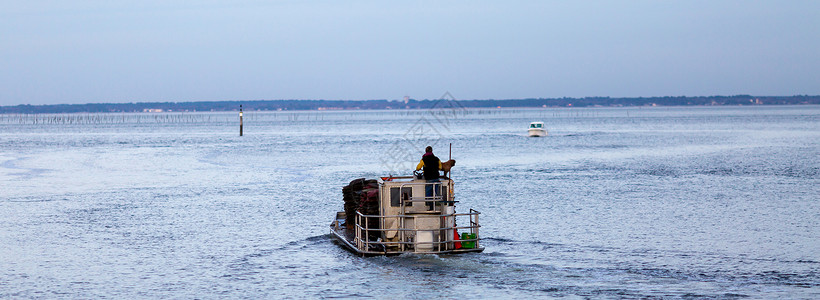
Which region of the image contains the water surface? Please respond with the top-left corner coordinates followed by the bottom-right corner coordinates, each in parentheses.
top-left (1, 106), bottom-right (819, 298)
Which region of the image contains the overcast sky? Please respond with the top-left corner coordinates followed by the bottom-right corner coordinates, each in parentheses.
top-left (1, 1), bottom-right (818, 106)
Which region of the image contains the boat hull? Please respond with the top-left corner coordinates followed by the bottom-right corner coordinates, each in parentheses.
top-left (528, 128), bottom-right (547, 137)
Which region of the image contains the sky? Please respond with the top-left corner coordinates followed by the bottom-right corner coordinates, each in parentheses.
top-left (1, 1), bottom-right (819, 106)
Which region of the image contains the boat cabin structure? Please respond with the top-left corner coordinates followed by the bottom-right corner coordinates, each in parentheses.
top-left (331, 176), bottom-right (483, 256)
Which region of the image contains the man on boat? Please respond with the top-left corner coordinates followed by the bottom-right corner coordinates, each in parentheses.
top-left (415, 146), bottom-right (442, 202)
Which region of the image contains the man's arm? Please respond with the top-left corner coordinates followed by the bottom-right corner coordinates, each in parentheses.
top-left (416, 160), bottom-right (424, 171)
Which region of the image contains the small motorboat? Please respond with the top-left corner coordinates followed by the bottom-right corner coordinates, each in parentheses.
top-left (528, 122), bottom-right (548, 137)
top-left (330, 175), bottom-right (483, 256)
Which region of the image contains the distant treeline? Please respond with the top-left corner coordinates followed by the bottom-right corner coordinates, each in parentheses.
top-left (2, 95), bottom-right (819, 114)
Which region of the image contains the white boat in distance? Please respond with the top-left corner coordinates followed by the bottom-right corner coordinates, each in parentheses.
top-left (528, 122), bottom-right (548, 137)
top-left (331, 175), bottom-right (483, 256)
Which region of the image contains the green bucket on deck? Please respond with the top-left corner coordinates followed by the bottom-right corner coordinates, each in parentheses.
top-left (461, 233), bottom-right (476, 249)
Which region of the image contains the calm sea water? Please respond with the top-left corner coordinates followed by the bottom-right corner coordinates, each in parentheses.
top-left (1, 105), bottom-right (819, 298)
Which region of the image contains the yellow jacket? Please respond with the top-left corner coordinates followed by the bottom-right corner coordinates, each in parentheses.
top-left (415, 159), bottom-right (442, 171)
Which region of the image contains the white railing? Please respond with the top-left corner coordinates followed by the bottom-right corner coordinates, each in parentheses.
top-left (353, 210), bottom-right (481, 254)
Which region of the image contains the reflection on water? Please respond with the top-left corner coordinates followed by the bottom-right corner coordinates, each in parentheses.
top-left (1, 106), bottom-right (819, 298)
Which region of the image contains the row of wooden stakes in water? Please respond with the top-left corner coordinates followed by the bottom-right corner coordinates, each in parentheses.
top-left (0, 113), bottom-right (219, 125)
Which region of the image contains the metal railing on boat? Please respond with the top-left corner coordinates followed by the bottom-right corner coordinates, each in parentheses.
top-left (353, 209), bottom-right (481, 254)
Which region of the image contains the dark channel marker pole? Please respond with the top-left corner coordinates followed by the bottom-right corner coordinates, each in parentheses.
top-left (239, 105), bottom-right (244, 136)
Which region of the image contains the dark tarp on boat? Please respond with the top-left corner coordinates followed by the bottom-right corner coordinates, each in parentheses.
top-left (342, 178), bottom-right (380, 240)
